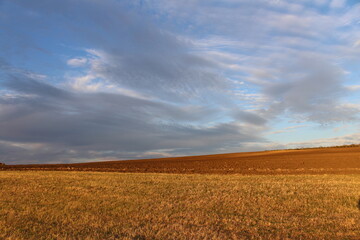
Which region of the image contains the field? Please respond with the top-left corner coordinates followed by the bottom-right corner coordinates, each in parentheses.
top-left (1, 171), bottom-right (359, 240)
top-left (2, 146), bottom-right (360, 175)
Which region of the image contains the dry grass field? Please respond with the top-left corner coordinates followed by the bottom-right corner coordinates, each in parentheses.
top-left (1, 171), bottom-right (359, 239)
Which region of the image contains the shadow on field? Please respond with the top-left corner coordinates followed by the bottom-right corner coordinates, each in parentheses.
top-left (133, 235), bottom-right (146, 240)
top-left (358, 199), bottom-right (360, 210)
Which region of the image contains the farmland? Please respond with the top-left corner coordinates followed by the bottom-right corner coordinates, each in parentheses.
top-left (2, 145), bottom-right (360, 175)
top-left (1, 146), bottom-right (360, 239)
top-left (1, 171), bottom-right (359, 239)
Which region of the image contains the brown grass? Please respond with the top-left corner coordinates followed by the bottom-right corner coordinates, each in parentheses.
top-left (0, 171), bottom-right (359, 239)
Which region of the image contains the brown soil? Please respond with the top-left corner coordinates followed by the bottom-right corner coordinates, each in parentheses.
top-left (2, 146), bottom-right (360, 174)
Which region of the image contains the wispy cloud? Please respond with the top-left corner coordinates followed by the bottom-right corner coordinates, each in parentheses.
top-left (0, 0), bottom-right (359, 163)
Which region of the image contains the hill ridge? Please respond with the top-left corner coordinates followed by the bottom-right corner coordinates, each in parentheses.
top-left (2, 145), bottom-right (360, 175)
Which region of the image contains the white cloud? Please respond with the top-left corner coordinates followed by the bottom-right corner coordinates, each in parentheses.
top-left (345, 85), bottom-right (360, 91)
top-left (67, 57), bottom-right (88, 67)
top-left (68, 73), bottom-right (151, 100)
top-left (330, 0), bottom-right (346, 8)
top-left (285, 132), bottom-right (360, 148)
top-left (268, 125), bottom-right (310, 135)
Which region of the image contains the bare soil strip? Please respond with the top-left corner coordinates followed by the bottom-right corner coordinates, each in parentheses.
top-left (2, 146), bottom-right (360, 174)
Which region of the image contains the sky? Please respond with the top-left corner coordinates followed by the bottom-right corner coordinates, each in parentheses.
top-left (0, 0), bottom-right (360, 164)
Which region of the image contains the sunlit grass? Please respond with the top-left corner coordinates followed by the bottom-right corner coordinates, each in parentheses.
top-left (0, 171), bottom-right (359, 239)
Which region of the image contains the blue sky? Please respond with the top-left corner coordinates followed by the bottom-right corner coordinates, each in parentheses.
top-left (0, 0), bottom-right (359, 164)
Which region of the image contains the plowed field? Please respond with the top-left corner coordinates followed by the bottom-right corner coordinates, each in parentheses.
top-left (2, 146), bottom-right (360, 174)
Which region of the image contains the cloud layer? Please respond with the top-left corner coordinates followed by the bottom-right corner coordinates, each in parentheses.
top-left (0, 0), bottom-right (359, 163)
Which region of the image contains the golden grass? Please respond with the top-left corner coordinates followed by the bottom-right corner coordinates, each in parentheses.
top-left (0, 171), bottom-right (359, 239)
